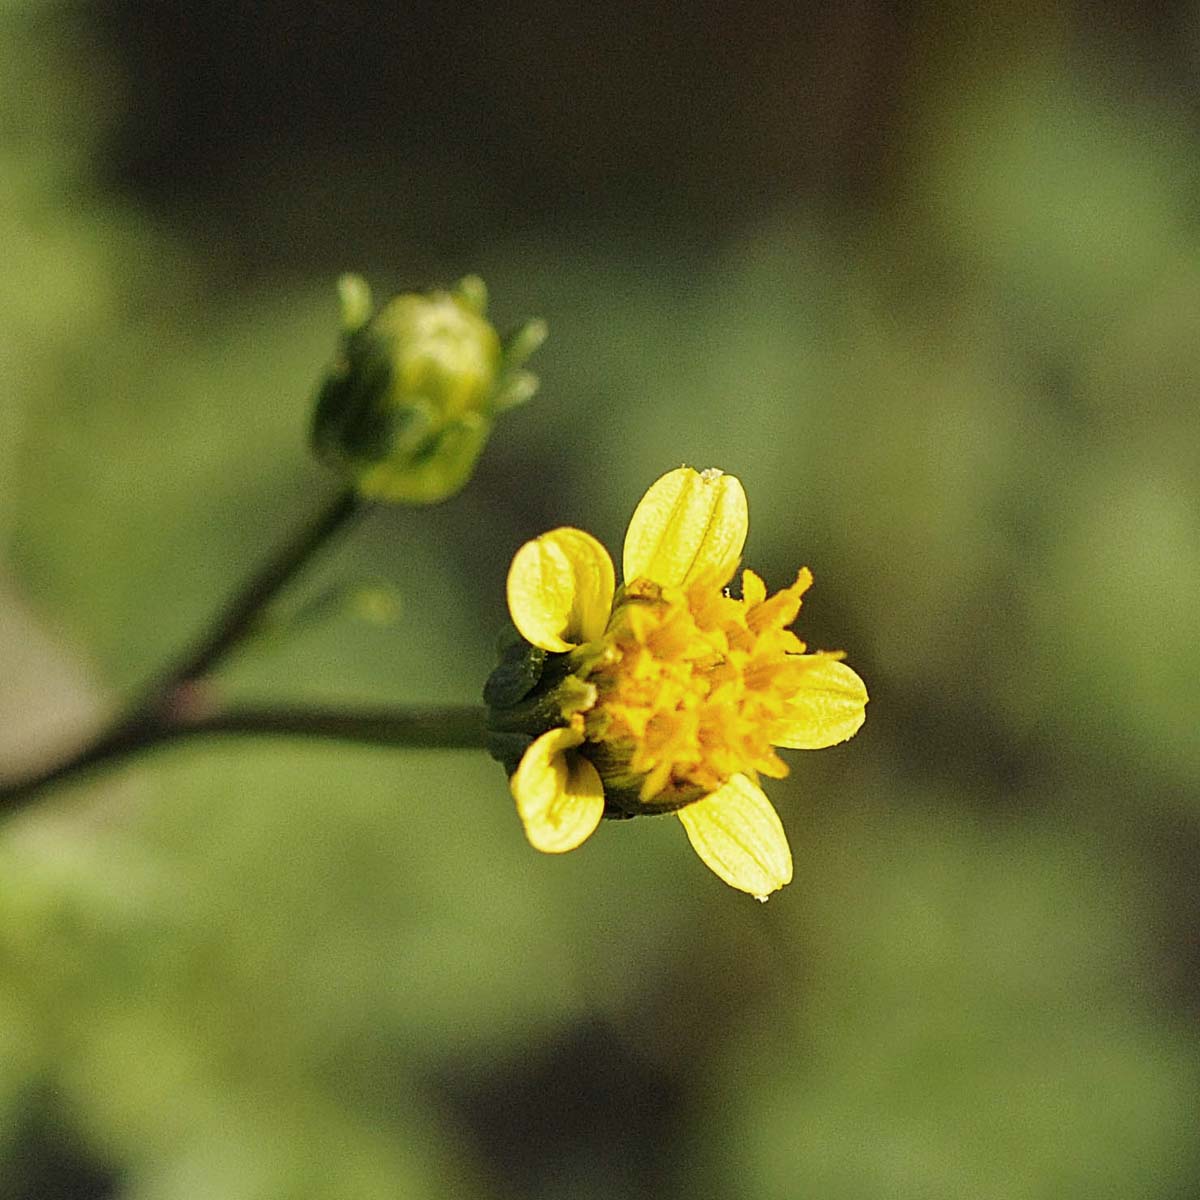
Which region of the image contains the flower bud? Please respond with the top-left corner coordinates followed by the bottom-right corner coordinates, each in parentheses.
top-left (312, 275), bottom-right (546, 504)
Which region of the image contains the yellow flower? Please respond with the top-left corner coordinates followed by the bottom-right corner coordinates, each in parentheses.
top-left (487, 467), bottom-right (868, 899)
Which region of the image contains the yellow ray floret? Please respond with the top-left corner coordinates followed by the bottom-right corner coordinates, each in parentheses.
top-left (622, 466), bottom-right (748, 589)
top-left (677, 774), bottom-right (794, 899)
top-left (511, 721), bottom-right (605, 853)
top-left (507, 527), bottom-right (615, 652)
top-left (496, 466), bottom-right (867, 898)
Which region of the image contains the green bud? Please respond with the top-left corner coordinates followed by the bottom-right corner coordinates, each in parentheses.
top-left (312, 275), bottom-right (545, 504)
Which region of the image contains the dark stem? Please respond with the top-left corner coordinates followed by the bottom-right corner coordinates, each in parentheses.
top-left (153, 487), bottom-right (363, 687)
top-left (179, 703), bottom-right (488, 750)
top-left (0, 704), bottom-right (488, 814)
top-left (0, 487), bottom-right (371, 819)
top-left (0, 719), bottom-right (164, 812)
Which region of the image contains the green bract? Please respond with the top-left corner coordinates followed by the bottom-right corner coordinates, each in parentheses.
top-left (312, 274), bottom-right (546, 504)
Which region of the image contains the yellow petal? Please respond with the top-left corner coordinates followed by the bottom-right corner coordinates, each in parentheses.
top-left (677, 774), bottom-right (793, 899)
top-left (511, 726), bottom-right (605, 853)
top-left (623, 467), bottom-right (748, 589)
top-left (771, 657), bottom-right (868, 749)
top-left (507, 527), bottom-right (615, 652)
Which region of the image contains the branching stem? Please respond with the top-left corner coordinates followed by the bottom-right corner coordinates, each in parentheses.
top-left (0, 488), bottom-right (486, 819)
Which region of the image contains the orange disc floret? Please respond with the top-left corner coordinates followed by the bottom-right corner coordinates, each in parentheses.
top-left (583, 566), bottom-right (818, 804)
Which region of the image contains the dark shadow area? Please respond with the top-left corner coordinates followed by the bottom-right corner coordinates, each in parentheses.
top-left (2, 1093), bottom-right (120, 1200)
top-left (434, 1020), bottom-right (688, 1197)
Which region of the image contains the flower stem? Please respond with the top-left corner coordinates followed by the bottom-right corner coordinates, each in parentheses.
top-left (180, 703), bottom-right (488, 750)
top-left (0, 486), bottom-right (383, 819)
top-left (0, 704), bottom-right (488, 813)
top-left (153, 487), bottom-right (364, 686)
top-left (0, 719), bottom-right (161, 811)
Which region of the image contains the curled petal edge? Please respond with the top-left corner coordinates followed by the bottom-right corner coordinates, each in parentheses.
top-left (512, 725), bottom-right (605, 853)
top-left (507, 527), bottom-right (616, 652)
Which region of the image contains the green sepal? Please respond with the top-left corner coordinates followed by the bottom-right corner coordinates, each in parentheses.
top-left (483, 637), bottom-right (547, 709)
top-left (484, 730), bottom-right (535, 776)
top-left (356, 414), bottom-right (488, 503)
top-left (310, 325), bottom-right (396, 466)
top-left (502, 318), bottom-right (548, 371)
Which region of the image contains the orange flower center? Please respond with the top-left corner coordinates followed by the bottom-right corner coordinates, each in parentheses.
top-left (581, 568), bottom-right (815, 805)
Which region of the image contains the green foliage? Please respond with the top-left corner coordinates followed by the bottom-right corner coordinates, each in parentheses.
top-left (2, 5), bottom-right (1199, 1199)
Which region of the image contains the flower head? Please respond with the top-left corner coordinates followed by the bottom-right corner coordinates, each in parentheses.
top-left (485, 467), bottom-right (868, 899)
top-left (312, 274), bottom-right (546, 504)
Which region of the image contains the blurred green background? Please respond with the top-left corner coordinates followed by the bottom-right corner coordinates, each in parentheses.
top-left (3, 1), bottom-right (1199, 1196)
